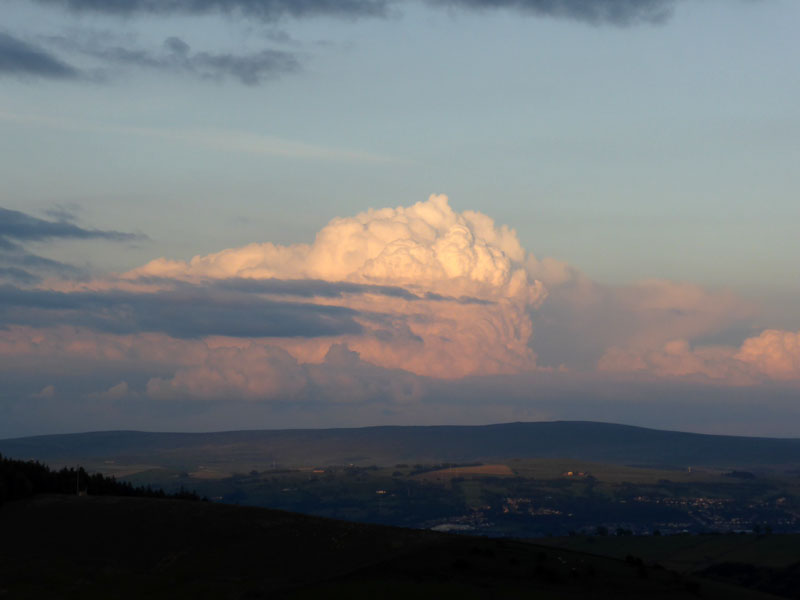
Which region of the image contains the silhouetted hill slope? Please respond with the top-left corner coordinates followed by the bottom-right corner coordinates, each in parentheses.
top-left (0, 494), bottom-right (779, 599)
top-left (2, 421), bottom-right (799, 469)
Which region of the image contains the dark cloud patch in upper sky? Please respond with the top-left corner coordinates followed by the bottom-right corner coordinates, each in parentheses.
top-left (47, 34), bottom-right (299, 85)
top-left (426, 0), bottom-right (676, 25)
top-left (15, 0), bottom-right (681, 89)
top-left (31, 0), bottom-right (677, 25)
top-left (30, 0), bottom-right (389, 21)
top-left (0, 31), bottom-right (81, 79)
top-left (189, 47), bottom-right (299, 85)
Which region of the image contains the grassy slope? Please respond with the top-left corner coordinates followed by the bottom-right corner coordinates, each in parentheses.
top-left (0, 494), bottom-right (784, 599)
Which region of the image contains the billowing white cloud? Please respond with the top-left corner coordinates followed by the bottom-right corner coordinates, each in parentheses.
top-left (128, 194), bottom-right (540, 302)
top-left (125, 194), bottom-right (547, 378)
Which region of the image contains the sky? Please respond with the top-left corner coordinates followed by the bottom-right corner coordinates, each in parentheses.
top-left (1, 0), bottom-right (799, 438)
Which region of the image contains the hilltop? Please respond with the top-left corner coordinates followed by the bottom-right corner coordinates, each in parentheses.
top-left (2, 421), bottom-right (800, 473)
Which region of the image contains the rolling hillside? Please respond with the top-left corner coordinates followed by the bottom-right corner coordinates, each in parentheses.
top-left (0, 421), bottom-right (800, 468)
top-left (2, 421), bottom-right (799, 471)
top-left (0, 494), bottom-right (784, 599)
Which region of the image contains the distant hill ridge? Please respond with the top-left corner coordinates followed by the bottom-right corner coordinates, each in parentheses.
top-left (2, 421), bottom-right (799, 469)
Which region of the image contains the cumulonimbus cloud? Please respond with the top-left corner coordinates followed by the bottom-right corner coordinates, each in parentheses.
top-left (2, 194), bottom-right (799, 415)
top-left (125, 194), bottom-right (547, 378)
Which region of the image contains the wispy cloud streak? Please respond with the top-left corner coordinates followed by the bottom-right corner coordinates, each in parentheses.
top-left (427, 0), bottom-right (677, 25)
top-left (0, 284), bottom-right (366, 338)
top-left (0, 206), bottom-right (145, 283)
top-left (31, 0), bottom-right (390, 21)
top-left (47, 34), bottom-right (300, 85)
top-left (0, 31), bottom-right (81, 79)
top-left (31, 0), bottom-right (677, 25)
top-left (0, 207), bottom-right (141, 244)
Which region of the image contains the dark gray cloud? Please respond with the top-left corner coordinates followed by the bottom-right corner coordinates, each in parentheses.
top-left (0, 206), bottom-right (142, 244)
top-left (427, 0), bottom-right (676, 25)
top-left (0, 284), bottom-right (364, 338)
top-left (15, 0), bottom-right (677, 89)
top-left (0, 238), bottom-right (85, 283)
top-left (2, 241), bottom-right (83, 273)
top-left (152, 276), bottom-right (492, 305)
top-left (0, 267), bottom-right (40, 285)
top-left (216, 277), bottom-right (421, 300)
top-left (47, 34), bottom-right (299, 85)
top-left (187, 47), bottom-right (299, 85)
top-left (0, 31), bottom-right (81, 79)
top-left (0, 275), bottom-right (490, 339)
top-left (31, 0), bottom-right (389, 20)
top-left (0, 206), bottom-right (145, 284)
top-left (31, 0), bottom-right (677, 25)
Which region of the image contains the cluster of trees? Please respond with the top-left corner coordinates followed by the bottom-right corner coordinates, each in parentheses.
top-left (0, 453), bottom-right (202, 505)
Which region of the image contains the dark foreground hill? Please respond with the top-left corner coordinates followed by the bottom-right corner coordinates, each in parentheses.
top-left (2, 421), bottom-right (800, 470)
top-left (0, 494), bottom-right (783, 599)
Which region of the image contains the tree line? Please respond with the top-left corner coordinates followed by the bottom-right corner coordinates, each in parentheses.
top-left (0, 453), bottom-right (202, 505)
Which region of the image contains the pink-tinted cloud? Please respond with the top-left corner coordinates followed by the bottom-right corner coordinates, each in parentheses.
top-left (146, 343), bottom-right (307, 401)
top-left (145, 341), bottom-right (424, 404)
top-left (735, 329), bottom-right (800, 380)
top-left (126, 195), bottom-right (540, 302)
top-left (122, 195), bottom-right (546, 378)
top-left (598, 329), bottom-right (800, 385)
top-left (531, 269), bottom-right (756, 371)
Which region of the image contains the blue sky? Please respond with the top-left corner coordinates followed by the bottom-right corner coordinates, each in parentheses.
top-left (1, 0), bottom-right (799, 436)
